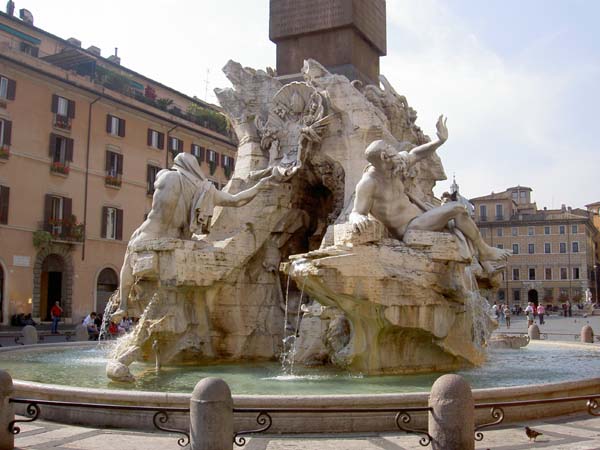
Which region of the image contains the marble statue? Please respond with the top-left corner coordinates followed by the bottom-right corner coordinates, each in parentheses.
top-left (349, 119), bottom-right (511, 266)
top-left (111, 153), bottom-right (272, 323)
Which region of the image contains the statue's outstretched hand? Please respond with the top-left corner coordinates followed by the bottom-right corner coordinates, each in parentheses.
top-left (349, 211), bottom-right (371, 234)
top-left (436, 115), bottom-right (448, 142)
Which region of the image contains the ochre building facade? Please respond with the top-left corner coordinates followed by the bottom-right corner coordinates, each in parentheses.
top-left (0, 11), bottom-right (237, 324)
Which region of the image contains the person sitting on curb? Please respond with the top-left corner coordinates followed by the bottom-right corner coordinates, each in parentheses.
top-left (83, 312), bottom-right (99, 340)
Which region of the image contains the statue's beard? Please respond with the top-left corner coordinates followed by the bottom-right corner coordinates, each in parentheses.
top-left (392, 160), bottom-right (407, 178)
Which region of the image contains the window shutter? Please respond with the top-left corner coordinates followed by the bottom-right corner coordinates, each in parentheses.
top-left (178, 139), bottom-right (183, 151)
top-left (3, 120), bottom-right (11, 146)
top-left (146, 165), bottom-right (152, 191)
top-left (63, 197), bottom-right (72, 221)
top-left (48, 133), bottom-right (56, 157)
top-left (44, 194), bottom-right (52, 230)
top-left (116, 208), bottom-right (123, 240)
top-left (147, 129), bottom-right (152, 146)
top-left (6, 79), bottom-right (16, 101)
top-left (67, 100), bottom-right (76, 119)
top-left (167, 135), bottom-right (172, 151)
top-left (51, 94), bottom-right (58, 113)
top-left (118, 118), bottom-right (126, 137)
top-left (106, 115), bottom-right (112, 133)
top-left (215, 152), bottom-right (220, 166)
top-left (105, 151), bottom-right (111, 172)
top-left (158, 132), bottom-right (164, 150)
top-left (0, 185), bottom-right (9, 224)
top-left (66, 138), bottom-right (74, 161)
top-left (117, 154), bottom-right (123, 174)
top-left (200, 146), bottom-right (205, 161)
top-left (231, 158), bottom-right (235, 169)
top-left (100, 206), bottom-right (107, 238)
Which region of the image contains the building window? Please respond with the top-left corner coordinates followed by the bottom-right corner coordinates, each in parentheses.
top-left (529, 268), bottom-right (536, 280)
top-left (20, 42), bottom-right (39, 56)
top-left (543, 288), bottom-right (553, 300)
top-left (49, 134), bottom-right (73, 175)
top-left (573, 267), bottom-right (580, 280)
top-left (496, 227), bottom-right (503, 237)
top-left (498, 289), bottom-right (505, 301)
top-left (222, 154), bottom-right (234, 179)
top-left (572, 241), bottom-right (579, 253)
top-left (544, 226), bottom-right (550, 235)
top-left (560, 267), bottom-right (568, 280)
top-left (481, 228), bottom-right (487, 237)
top-left (43, 194), bottom-right (73, 237)
top-left (147, 129), bottom-right (164, 149)
top-left (512, 268), bottom-right (520, 281)
top-left (559, 288), bottom-right (569, 299)
top-left (147, 165), bottom-right (161, 194)
top-left (0, 185), bottom-right (9, 224)
top-left (479, 205), bottom-right (487, 221)
top-left (544, 243), bottom-right (551, 254)
top-left (51, 94), bottom-right (75, 130)
top-left (207, 149), bottom-right (219, 175)
top-left (0, 75), bottom-right (16, 100)
top-left (101, 206), bottom-right (123, 240)
top-left (191, 144), bottom-right (205, 163)
top-left (168, 136), bottom-right (183, 154)
top-left (512, 243), bottom-right (519, 254)
top-left (511, 192), bottom-right (518, 202)
top-left (105, 151), bottom-right (123, 187)
top-left (511, 227), bottom-right (518, 236)
top-left (106, 115), bottom-right (126, 137)
top-left (519, 191), bottom-right (526, 202)
top-left (528, 227), bottom-right (534, 236)
top-left (571, 224), bottom-right (578, 234)
top-left (545, 268), bottom-right (552, 280)
top-left (528, 243), bottom-right (534, 254)
top-left (495, 204), bottom-right (503, 220)
top-left (559, 242), bottom-right (566, 253)
top-left (513, 290), bottom-right (521, 302)
top-left (0, 119), bottom-right (12, 159)
top-left (559, 225), bottom-right (565, 235)
top-left (496, 244), bottom-right (503, 249)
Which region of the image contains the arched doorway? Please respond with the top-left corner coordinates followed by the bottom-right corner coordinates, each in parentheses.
top-left (528, 289), bottom-right (539, 306)
top-left (96, 268), bottom-right (118, 315)
top-left (40, 254), bottom-right (65, 321)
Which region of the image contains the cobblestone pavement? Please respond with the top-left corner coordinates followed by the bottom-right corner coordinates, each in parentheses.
top-left (13, 412), bottom-right (600, 450)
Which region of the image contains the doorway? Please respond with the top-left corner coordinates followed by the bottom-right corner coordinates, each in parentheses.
top-left (96, 268), bottom-right (118, 315)
top-left (527, 289), bottom-right (539, 306)
top-left (40, 254), bottom-right (64, 321)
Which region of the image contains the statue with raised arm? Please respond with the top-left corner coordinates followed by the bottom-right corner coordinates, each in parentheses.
top-left (111, 152), bottom-right (272, 322)
top-left (349, 116), bottom-right (511, 265)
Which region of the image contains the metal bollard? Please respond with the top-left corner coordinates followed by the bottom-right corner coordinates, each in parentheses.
top-left (0, 370), bottom-right (14, 450)
top-left (190, 377), bottom-right (233, 450)
top-left (428, 374), bottom-right (474, 450)
top-left (581, 325), bottom-right (594, 343)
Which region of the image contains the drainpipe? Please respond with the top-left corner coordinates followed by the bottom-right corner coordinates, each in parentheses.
top-left (82, 97), bottom-right (101, 261)
top-left (165, 125), bottom-right (177, 168)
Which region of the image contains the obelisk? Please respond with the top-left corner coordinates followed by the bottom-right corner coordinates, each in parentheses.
top-left (269, 0), bottom-right (386, 85)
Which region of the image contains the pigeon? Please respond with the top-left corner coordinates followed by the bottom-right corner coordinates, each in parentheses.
top-left (525, 426), bottom-right (543, 442)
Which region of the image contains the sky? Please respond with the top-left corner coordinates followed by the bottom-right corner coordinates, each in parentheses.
top-left (16, 0), bottom-right (600, 208)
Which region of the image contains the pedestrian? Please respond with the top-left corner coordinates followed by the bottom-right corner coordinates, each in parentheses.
top-left (503, 304), bottom-right (511, 328)
top-left (50, 301), bottom-right (63, 334)
top-left (567, 300), bottom-right (572, 317)
top-left (537, 303), bottom-right (545, 325)
top-left (83, 312), bottom-right (99, 340)
top-left (525, 302), bottom-right (534, 327)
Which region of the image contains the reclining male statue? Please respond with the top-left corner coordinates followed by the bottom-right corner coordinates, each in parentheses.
top-left (349, 115), bottom-right (511, 265)
top-left (111, 152), bottom-right (274, 322)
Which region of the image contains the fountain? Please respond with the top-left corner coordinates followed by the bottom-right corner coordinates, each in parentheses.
top-left (2, 58), bottom-right (600, 434)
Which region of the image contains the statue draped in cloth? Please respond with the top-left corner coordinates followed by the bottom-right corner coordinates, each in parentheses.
top-left (112, 153), bottom-right (272, 322)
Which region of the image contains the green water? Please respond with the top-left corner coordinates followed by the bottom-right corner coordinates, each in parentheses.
top-left (1, 342), bottom-right (598, 395)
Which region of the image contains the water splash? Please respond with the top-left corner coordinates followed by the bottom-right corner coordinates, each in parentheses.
top-left (280, 275), bottom-right (307, 375)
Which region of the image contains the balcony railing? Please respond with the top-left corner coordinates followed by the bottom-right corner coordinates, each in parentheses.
top-left (105, 173), bottom-right (122, 188)
top-left (53, 114), bottom-right (71, 131)
top-left (50, 161), bottom-right (70, 175)
top-left (38, 219), bottom-right (84, 243)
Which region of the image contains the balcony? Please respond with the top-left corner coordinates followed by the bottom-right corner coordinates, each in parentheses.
top-left (105, 173), bottom-right (122, 188)
top-left (53, 114), bottom-right (71, 131)
top-left (38, 219), bottom-right (84, 243)
top-left (0, 144), bottom-right (9, 161)
top-left (50, 161), bottom-right (70, 175)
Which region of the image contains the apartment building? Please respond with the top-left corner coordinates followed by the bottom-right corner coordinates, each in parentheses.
top-left (0, 9), bottom-right (237, 324)
top-left (471, 186), bottom-right (599, 307)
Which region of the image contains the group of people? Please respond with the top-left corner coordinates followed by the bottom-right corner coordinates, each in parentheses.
top-left (524, 302), bottom-right (546, 326)
top-left (83, 311), bottom-right (133, 340)
top-left (491, 302), bottom-right (512, 328)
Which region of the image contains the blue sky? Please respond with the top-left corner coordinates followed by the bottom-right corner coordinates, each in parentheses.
top-left (17, 0), bottom-right (599, 208)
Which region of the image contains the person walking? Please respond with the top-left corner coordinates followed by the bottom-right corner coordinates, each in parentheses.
top-left (525, 302), bottom-right (534, 327)
top-left (537, 303), bottom-right (545, 325)
top-left (503, 304), bottom-right (511, 328)
top-left (567, 300), bottom-right (573, 317)
top-left (50, 301), bottom-right (63, 334)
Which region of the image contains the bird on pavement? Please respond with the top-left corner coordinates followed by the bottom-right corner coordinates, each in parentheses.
top-left (525, 426), bottom-right (543, 441)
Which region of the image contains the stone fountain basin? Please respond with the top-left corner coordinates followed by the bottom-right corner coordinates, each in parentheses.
top-left (3, 341), bottom-right (600, 433)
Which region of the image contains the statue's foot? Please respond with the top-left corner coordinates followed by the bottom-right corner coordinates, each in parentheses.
top-left (479, 245), bottom-right (512, 262)
top-left (111, 309), bottom-right (127, 324)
